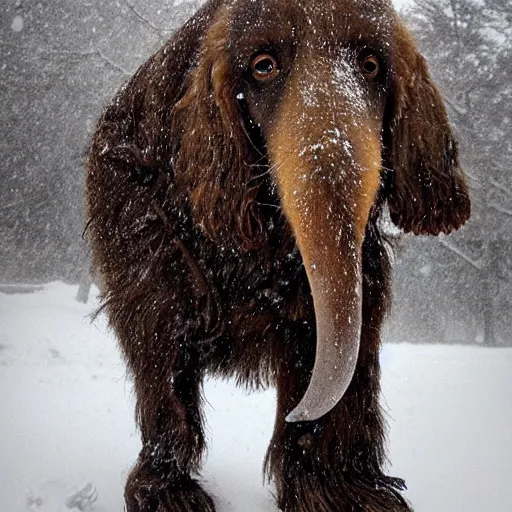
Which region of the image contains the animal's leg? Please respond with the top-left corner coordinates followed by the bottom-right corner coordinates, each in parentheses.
top-left (122, 346), bottom-right (215, 512)
top-left (265, 336), bottom-right (412, 512)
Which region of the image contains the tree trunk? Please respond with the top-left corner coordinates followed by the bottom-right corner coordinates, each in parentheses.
top-left (76, 265), bottom-right (93, 304)
top-left (482, 241), bottom-right (499, 347)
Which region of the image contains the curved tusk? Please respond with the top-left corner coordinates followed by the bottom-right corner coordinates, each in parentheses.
top-left (286, 268), bottom-right (362, 423)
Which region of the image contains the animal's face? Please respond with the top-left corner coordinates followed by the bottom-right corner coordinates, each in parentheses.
top-left (230, 0), bottom-right (389, 134)
top-left (173, 0), bottom-right (470, 422)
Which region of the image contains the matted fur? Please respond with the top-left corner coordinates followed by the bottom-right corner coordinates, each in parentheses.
top-left (86, 0), bottom-right (470, 510)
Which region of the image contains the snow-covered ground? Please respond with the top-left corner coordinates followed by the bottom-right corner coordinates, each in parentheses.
top-left (1, 282), bottom-right (511, 511)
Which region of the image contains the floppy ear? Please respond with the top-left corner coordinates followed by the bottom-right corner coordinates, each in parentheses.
top-left (384, 23), bottom-right (470, 235)
top-left (86, 0), bottom-right (228, 285)
top-left (173, 9), bottom-right (267, 250)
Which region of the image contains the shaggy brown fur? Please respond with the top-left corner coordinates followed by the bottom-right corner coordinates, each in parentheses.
top-left (86, 0), bottom-right (470, 511)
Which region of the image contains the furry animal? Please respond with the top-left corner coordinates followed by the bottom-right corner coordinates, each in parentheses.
top-left (86, 0), bottom-right (470, 510)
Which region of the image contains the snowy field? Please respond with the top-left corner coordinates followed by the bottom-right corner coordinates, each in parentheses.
top-left (1, 282), bottom-right (511, 512)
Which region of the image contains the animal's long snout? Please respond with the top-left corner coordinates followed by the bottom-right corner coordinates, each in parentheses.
top-left (267, 55), bottom-right (383, 421)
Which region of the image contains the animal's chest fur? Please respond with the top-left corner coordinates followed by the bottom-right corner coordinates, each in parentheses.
top-left (195, 227), bottom-right (317, 383)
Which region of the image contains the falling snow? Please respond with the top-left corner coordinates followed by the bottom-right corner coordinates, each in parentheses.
top-left (11, 15), bottom-right (24, 33)
top-left (1, 0), bottom-right (511, 509)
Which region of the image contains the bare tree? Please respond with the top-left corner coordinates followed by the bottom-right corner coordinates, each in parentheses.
top-left (400, 0), bottom-right (512, 346)
top-left (0, 0), bottom-right (201, 286)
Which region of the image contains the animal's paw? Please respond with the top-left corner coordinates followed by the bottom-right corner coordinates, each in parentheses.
top-left (275, 471), bottom-right (413, 512)
top-left (124, 458), bottom-right (216, 512)
top-left (124, 482), bottom-right (215, 512)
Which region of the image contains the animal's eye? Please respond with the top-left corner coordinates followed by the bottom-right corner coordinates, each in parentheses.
top-left (360, 55), bottom-right (380, 80)
top-left (250, 54), bottom-right (279, 82)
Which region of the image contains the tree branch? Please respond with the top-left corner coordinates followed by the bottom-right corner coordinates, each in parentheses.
top-left (3, 43), bottom-right (132, 76)
top-left (95, 49), bottom-right (132, 76)
top-left (490, 203), bottom-right (512, 216)
top-left (12, 46), bottom-right (133, 76)
top-left (124, 0), bottom-right (170, 35)
top-left (443, 95), bottom-right (467, 118)
top-left (490, 178), bottom-right (512, 198)
top-left (438, 238), bottom-right (482, 270)
top-left (47, 47), bottom-right (132, 75)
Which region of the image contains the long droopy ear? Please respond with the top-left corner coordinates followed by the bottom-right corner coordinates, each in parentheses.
top-left (88, 0), bottom-right (265, 270)
top-left (173, 8), bottom-right (266, 250)
top-left (384, 23), bottom-right (470, 235)
top-left (86, 0), bottom-right (229, 286)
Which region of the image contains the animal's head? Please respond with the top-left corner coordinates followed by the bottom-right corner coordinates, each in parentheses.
top-left (132, 0), bottom-right (470, 421)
